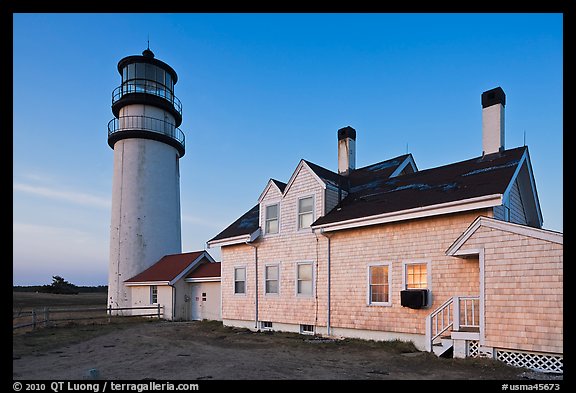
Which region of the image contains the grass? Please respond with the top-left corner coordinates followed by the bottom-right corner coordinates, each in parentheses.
top-left (13, 291), bottom-right (107, 311)
top-left (12, 319), bottom-right (158, 358)
top-left (12, 289), bottom-right (161, 358)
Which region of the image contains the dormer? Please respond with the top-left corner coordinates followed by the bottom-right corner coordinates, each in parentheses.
top-left (258, 179), bottom-right (286, 236)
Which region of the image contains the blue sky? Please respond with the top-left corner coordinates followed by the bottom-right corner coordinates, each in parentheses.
top-left (12, 13), bottom-right (563, 286)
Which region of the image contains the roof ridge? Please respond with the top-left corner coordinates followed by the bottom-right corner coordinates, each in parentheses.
top-left (394, 146), bottom-right (527, 178)
top-left (355, 153), bottom-right (412, 171)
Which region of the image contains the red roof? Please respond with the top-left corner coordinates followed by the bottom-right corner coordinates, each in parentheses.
top-left (186, 262), bottom-right (221, 279)
top-left (125, 251), bottom-right (207, 283)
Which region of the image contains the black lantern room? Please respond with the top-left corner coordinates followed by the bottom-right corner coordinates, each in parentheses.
top-left (107, 48), bottom-right (185, 157)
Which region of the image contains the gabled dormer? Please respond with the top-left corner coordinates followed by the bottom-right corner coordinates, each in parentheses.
top-left (208, 126), bottom-right (418, 246)
top-left (258, 179), bottom-right (286, 237)
top-left (493, 147), bottom-right (542, 228)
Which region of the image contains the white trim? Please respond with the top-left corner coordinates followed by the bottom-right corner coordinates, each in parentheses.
top-left (125, 280), bottom-right (170, 287)
top-left (168, 253), bottom-right (212, 286)
top-left (522, 151), bottom-right (544, 226)
top-left (367, 262), bottom-right (392, 307)
top-left (125, 252), bottom-right (215, 286)
top-left (150, 285), bottom-right (158, 304)
top-left (263, 201), bottom-right (281, 236)
top-left (390, 155), bottom-right (418, 177)
top-left (185, 277), bottom-right (221, 283)
top-left (501, 149), bottom-right (543, 227)
top-left (258, 179), bottom-right (284, 203)
top-left (233, 265), bottom-right (247, 296)
top-left (502, 150), bottom-right (527, 206)
top-left (446, 215), bottom-right (563, 256)
top-left (297, 194), bottom-right (316, 231)
top-left (402, 260), bottom-right (432, 308)
top-left (207, 228), bottom-right (261, 248)
top-left (264, 262), bottom-right (281, 296)
top-left (443, 247), bottom-right (487, 347)
top-left (479, 248), bottom-right (485, 347)
top-left (299, 324), bottom-right (315, 335)
top-left (401, 260), bottom-right (431, 289)
top-left (283, 160), bottom-right (327, 197)
top-left (312, 194), bottom-right (503, 232)
top-left (295, 261), bottom-right (315, 297)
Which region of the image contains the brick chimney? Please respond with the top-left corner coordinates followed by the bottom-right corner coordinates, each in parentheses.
top-left (481, 87), bottom-right (506, 155)
top-left (338, 126), bottom-right (356, 176)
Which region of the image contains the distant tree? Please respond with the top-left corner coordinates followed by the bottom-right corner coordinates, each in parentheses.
top-left (43, 275), bottom-right (79, 295)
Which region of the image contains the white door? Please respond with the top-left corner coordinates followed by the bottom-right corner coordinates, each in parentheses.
top-left (190, 285), bottom-right (202, 320)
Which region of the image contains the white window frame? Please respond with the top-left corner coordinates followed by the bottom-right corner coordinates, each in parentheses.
top-left (150, 285), bottom-right (158, 304)
top-left (297, 195), bottom-right (315, 231)
top-left (260, 321), bottom-right (273, 330)
top-left (295, 261), bottom-right (314, 297)
top-left (264, 263), bottom-right (280, 296)
top-left (367, 263), bottom-right (392, 306)
top-left (299, 324), bottom-right (315, 335)
top-left (402, 260), bottom-right (431, 290)
top-left (402, 260), bottom-right (432, 307)
top-left (234, 266), bottom-right (247, 296)
top-left (264, 202), bottom-right (280, 236)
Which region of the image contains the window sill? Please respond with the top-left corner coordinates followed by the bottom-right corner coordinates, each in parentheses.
top-left (367, 302), bottom-right (392, 307)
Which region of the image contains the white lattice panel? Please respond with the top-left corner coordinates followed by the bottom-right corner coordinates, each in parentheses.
top-left (496, 349), bottom-right (563, 374)
top-left (467, 340), bottom-right (479, 358)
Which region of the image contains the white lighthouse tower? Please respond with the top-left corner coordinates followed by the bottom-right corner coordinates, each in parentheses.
top-left (107, 47), bottom-right (185, 312)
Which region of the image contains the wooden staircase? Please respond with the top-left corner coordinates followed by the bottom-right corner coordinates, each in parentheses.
top-left (426, 296), bottom-right (480, 357)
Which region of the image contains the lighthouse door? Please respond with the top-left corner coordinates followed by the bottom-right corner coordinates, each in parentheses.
top-left (190, 285), bottom-right (203, 320)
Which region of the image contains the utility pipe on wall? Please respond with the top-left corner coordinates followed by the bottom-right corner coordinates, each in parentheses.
top-left (319, 230), bottom-right (332, 337)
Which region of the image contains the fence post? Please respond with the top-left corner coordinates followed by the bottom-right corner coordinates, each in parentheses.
top-left (32, 309), bottom-right (36, 330)
top-left (44, 307), bottom-right (49, 327)
top-left (108, 305), bottom-right (112, 323)
top-left (157, 304), bottom-right (161, 319)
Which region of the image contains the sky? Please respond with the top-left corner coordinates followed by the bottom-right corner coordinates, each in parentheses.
top-left (12, 13), bottom-right (563, 286)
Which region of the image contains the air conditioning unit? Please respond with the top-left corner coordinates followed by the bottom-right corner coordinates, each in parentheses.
top-left (400, 289), bottom-right (428, 309)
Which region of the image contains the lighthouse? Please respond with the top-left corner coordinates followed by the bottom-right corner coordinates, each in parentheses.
top-left (107, 47), bottom-right (185, 312)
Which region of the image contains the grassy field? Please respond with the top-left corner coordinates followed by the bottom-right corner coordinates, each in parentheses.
top-left (13, 291), bottom-right (107, 311)
top-left (13, 291), bottom-right (155, 357)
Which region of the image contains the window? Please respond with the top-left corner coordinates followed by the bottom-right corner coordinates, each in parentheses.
top-left (234, 267), bottom-right (246, 294)
top-left (300, 324), bottom-right (314, 335)
top-left (368, 264), bottom-right (391, 305)
top-left (150, 285), bottom-right (158, 304)
top-left (265, 265), bottom-right (279, 295)
top-left (260, 321), bottom-right (273, 330)
top-left (298, 196), bottom-right (314, 229)
top-left (405, 263), bottom-right (428, 289)
top-left (297, 262), bottom-right (313, 296)
top-left (265, 204), bottom-right (279, 235)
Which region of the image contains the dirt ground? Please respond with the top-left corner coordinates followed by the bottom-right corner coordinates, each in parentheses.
top-left (12, 319), bottom-right (547, 381)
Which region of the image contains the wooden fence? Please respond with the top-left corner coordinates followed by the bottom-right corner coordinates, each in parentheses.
top-left (13, 304), bottom-right (163, 331)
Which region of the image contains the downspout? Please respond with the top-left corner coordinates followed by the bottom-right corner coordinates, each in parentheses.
top-left (319, 229), bottom-right (332, 337)
top-left (246, 241), bottom-right (258, 330)
top-left (170, 284), bottom-right (176, 321)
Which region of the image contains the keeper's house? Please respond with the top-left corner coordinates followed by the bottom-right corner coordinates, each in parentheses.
top-left (207, 87), bottom-right (563, 373)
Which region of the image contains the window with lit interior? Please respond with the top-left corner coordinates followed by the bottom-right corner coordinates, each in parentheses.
top-left (369, 264), bottom-right (391, 305)
top-left (405, 263), bottom-right (428, 289)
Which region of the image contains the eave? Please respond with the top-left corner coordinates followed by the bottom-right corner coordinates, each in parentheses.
top-left (312, 194), bottom-right (503, 233)
top-left (206, 228), bottom-right (262, 248)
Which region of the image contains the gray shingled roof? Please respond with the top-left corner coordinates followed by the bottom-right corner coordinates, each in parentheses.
top-left (208, 147), bottom-right (527, 243)
top-left (313, 146), bottom-right (526, 226)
